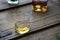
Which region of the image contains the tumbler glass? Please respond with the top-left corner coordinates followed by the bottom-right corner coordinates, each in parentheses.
top-left (32, 0), bottom-right (48, 12)
top-left (15, 12), bottom-right (30, 34)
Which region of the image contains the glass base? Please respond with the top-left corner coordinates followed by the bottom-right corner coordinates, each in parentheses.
top-left (7, 0), bottom-right (18, 4)
top-left (18, 30), bottom-right (29, 34)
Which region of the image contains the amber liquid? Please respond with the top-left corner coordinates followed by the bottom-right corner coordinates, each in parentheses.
top-left (15, 24), bottom-right (30, 34)
top-left (32, 0), bottom-right (47, 12)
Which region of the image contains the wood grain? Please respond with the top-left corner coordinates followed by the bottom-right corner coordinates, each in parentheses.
top-left (0, 0), bottom-right (32, 11)
top-left (0, 0), bottom-right (60, 40)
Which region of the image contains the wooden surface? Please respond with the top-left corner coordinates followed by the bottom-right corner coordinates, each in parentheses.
top-left (0, 0), bottom-right (60, 40)
top-left (15, 25), bottom-right (60, 40)
top-left (0, 0), bottom-right (32, 11)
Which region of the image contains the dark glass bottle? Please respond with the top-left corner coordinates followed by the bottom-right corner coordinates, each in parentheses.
top-left (56, 33), bottom-right (60, 40)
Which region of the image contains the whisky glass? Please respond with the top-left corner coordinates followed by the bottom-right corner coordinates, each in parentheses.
top-left (15, 12), bottom-right (30, 34)
top-left (32, 0), bottom-right (48, 12)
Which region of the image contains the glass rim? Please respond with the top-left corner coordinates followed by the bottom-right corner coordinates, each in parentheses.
top-left (15, 21), bottom-right (30, 27)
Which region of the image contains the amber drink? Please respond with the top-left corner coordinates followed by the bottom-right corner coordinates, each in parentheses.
top-left (15, 21), bottom-right (30, 34)
top-left (32, 0), bottom-right (48, 12)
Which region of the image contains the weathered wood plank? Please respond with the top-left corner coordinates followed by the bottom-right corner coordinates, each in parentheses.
top-left (0, 0), bottom-right (60, 40)
top-left (0, 0), bottom-right (32, 11)
top-left (14, 25), bottom-right (60, 40)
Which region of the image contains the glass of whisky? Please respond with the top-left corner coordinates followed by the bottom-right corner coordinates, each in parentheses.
top-left (32, 0), bottom-right (48, 12)
top-left (7, 0), bottom-right (18, 4)
top-left (14, 12), bottom-right (30, 34)
top-left (15, 20), bottom-right (30, 34)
